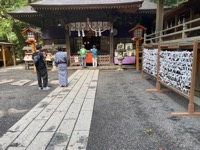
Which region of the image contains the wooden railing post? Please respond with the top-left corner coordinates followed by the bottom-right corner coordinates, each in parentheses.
top-left (156, 43), bottom-right (161, 91)
top-left (188, 40), bottom-right (198, 113)
top-left (182, 22), bottom-right (187, 39)
top-left (159, 31), bottom-right (162, 42)
top-left (143, 33), bottom-right (146, 44)
top-left (150, 38), bottom-right (153, 44)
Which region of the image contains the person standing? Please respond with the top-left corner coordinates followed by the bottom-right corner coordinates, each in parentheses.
top-left (80, 45), bottom-right (87, 68)
top-left (91, 45), bottom-right (98, 67)
top-left (32, 44), bottom-right (50, 90)
top-left (54, 46), bottom-right (68, 87)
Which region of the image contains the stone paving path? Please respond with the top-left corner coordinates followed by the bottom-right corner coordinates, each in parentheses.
top-left (0, 69), bottom-right (99, 150)
top-left (0, 79), bottom-right (55, 86)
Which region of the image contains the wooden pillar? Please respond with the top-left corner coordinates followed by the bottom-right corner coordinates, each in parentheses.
top-left (196, 51), bottom-right (200, 97)
top-left (31, 42), bottom-right (36, 72)
top-left (175, 15), bottom-right (178, 32)
top-left (109, 22), bottom-right (114, 65)
top-left (156, 43), bottom-right (161, 90)
top-left (155, 0), bottom-right (164, 33)
top-left (136, 40), bottom-right (139, 71)
top-left (65, 28), bottom-right (71, 60)
top-left (189, 8), bottom-right (194, 29)
top-left (2, 45), bottom-right (6, 67)
top-left (188, 40), bottom-right (198, 113)
top-left (171, 40), bottom-right (200, 116)
top-left (12, 46), bottom-right (16, 66)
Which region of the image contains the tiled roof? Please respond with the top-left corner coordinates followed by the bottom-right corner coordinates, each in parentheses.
top-left (138, 0), bottom-right (170, 14)
top-left (9, 0), bottom-right (145, 14)
top-left (164, 0), bottom-right (194, 19)
top-left (9, 6), bottom-right (37, 14)
top-left (139, 0), bottom-right (157, 10)
top-left (31, 0), bottom-right (143, 5)
top-left (8, 6), bottom-right (42, 19)
top-left (30, 0), bottom-right (143, 10)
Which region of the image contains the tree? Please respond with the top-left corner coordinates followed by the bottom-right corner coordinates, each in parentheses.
top-left (150, 0), bottom-right (188, 6)
top-left (0, 0), bottom-right (33, 60)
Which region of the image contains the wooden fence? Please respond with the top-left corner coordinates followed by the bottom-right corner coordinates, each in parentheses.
top-left (144, 18), bottom-right (200, 44)
top-left (70, 55), bottom-right (110, 66)
top-left (140, 40), bottom-right (200, 116)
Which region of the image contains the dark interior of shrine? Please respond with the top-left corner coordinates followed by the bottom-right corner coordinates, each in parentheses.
top-left (83, 36), bottom-right (100, 50)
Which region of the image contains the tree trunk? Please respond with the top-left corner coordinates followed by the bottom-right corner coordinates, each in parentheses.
top-left (12, 22), bottom-right (26, 60)
top-left (12, 23), bottom-right (25, 45)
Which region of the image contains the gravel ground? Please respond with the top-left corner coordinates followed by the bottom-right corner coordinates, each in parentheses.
top-left (1, 66), bottom-right (200, 150)
top-left (0, 65), bottom-right (75, 137)
top-left (87, 70), bottom-right (200, 150)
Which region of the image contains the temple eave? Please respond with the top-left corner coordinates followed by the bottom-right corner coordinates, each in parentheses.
top-left (9, 14), bottom-right (42, 17)
top-left (31, 3), bottom-right (142, 11)
top-left (138, 10), bottom-right (156, 14)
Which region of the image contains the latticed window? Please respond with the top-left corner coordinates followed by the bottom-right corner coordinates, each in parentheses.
top-left (134, 28), bottom-right (143, 38)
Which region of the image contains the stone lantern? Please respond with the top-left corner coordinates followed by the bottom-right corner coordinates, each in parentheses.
top-left (116, 43), bottom-right (124, 71)
top-left (51, 43), bottom-right (57, 71)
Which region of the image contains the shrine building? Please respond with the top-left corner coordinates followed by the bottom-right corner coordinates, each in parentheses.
top-left (9, 0), bottom-right (167, 66)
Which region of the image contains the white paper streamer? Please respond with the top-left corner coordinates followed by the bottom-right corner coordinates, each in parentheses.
top-left (143, 48), bottom-right (158, 76)
top-left (159, 50), bottom-right (193, 94)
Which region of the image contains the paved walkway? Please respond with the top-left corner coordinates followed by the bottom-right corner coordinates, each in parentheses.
top-left (0, 69), bottom-right (99, 150)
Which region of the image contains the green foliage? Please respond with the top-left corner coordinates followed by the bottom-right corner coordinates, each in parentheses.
top-left (150, 0), bottom-right (188, 7)
top-left (0, 0), bottom-right (28, 41)
top-left (0, 0), bottom-right (27, 9)
top-left (0, 0), bottom-right (31, 60)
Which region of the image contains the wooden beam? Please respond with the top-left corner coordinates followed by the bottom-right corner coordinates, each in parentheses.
top-left (171, 112), bottom-right (200, 116)
top-left (167, 44), bottom-right (179, 49)
top-left (160, 81), bottom-right (190, 99)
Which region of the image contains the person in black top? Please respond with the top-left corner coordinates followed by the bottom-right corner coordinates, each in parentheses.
top-left (32, 44), bottom-right (50, 90)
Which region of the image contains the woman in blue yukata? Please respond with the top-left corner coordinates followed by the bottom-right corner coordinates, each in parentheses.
top-left (54, 46), bottom-right (68, 87)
